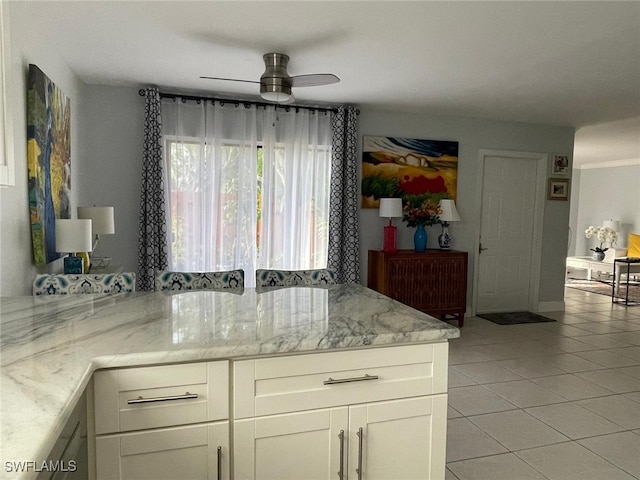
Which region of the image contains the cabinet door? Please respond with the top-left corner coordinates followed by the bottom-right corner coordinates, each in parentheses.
top-left (348, 395), bottom-right (447, 480)
top-left (234, 408), bottom-right (348, 480)
top-left (95, 421), bottom-right (229, 480)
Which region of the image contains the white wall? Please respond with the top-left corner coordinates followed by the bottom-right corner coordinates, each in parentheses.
top-left (358, 109), bottom-right (575, 308)
top-left (0, 2), bottom-right (85, 295)
top-left (571, 162), bottom-right (640, 256)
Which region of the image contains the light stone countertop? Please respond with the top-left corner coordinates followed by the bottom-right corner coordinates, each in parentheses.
top-left (0, 284), bottom-right (459, 479)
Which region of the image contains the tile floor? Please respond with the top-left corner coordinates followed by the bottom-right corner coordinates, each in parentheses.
top-left (445, 287), bottom-right (640, 480)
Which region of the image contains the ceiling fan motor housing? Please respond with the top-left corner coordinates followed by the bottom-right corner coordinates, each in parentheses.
top-left (260, 53), bottom-right (292, 98)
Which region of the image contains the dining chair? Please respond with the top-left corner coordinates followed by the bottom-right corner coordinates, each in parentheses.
top-left (33, 273), bottom-right (136, 295)
top-left (255, 268), bottom-right (337, 288)
top-left (155, 269), bottom-right (245, 291)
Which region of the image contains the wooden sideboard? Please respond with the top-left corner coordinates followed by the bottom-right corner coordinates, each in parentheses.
top-left (368, 249), bottom-right (468, 327)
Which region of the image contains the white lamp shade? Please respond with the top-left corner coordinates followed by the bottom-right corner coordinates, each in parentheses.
top-left (439, 199), bottom-right (461, 222)
top-left (77, 206), bottom-right (115, 235)
top-left (602, 219), bottom-right (620, 231)
top-left (379, 198), bottom-right (403, 218)
top-left (55, 219), bottom-right (93, 253)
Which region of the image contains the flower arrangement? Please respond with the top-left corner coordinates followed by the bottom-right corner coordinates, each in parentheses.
top-left (584, 226), bottom-right (618, 253)
top-left (402, 195), bottom-right (443, 227)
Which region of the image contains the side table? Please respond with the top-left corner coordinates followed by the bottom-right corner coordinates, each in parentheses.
top-left (368, 249), bottom-right (468, 327)
top-left (612, 258), bottom-right (640, 306)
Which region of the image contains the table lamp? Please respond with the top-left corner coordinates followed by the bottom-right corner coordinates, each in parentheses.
top-left (55, 219), bottom-right (93, 274)
top-left (602, 219), bottom-right (620, 233)
top-left (379, 198), bottom-right (403, 252)
top-left (438, 199), bottom-right (461, 249)
top-left (78, 206), bottom-right (115, 268)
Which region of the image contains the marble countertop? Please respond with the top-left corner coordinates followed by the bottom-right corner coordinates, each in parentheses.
top-left (0, 284), bottom-right (459, 479)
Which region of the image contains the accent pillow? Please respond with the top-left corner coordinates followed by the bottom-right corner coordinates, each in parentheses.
top-left (628, 233), bottom-right (640, 257)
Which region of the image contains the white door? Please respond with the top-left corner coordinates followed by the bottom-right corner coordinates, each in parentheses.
top-left (234, 408), bottom-right (348, 480)
top-left (348, 395), bottom-right (447, 480)
top-left (476, 152), bottom-right (544, 313)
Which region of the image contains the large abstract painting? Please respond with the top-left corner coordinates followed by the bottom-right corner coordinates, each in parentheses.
top-left (27, 64), bottom-right (71, 265)
top-left (362, 135), bottom-right (459, 208)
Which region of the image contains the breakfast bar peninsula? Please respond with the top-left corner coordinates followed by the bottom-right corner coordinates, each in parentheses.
top-left (1, 284), bottom-right (459, 479)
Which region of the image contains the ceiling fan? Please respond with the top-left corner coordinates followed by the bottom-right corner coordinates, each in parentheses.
top-left (200, 53), bottom-right (340, 103)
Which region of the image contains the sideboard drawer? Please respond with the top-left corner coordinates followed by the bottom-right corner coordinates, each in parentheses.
top-left (234, 343), bottom-right (448, 418)
top-left (94, 361), bottom-right (229, 434)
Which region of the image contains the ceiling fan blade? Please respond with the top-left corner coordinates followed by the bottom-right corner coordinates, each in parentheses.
top-left (290, 74), bottom-right (340, 87)
top-left (199, 76), bottom-right (260, 84)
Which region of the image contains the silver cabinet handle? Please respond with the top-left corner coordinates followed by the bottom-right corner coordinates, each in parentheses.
top-left (217, 446), bottom-right (222, 480)
top-left (324, 374), bottom-right (379, 385)
top-left (127, 392), bottom-right (198, 404)
top-left (337, 430), bottom-right (345, 480)
top-left (356, 427), bottom-right (364, 480)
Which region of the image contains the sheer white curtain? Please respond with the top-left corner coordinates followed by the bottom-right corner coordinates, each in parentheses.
top-left (162, 98), bottom-right (332, 287)
top-left (259, 108), bottom-right (332, 270)
top-left (162, 99), bottom-right (258, 280)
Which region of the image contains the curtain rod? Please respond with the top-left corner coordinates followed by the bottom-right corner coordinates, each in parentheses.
top-left (138, 89), bottom-right (343, 114)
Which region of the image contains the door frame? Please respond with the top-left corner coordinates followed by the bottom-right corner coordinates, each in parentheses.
top-left (472, 149), bottom-right (548, 315)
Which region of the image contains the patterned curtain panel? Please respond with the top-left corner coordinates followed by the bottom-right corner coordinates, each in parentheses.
top-left (137, 87), bottom-right (168, 291)
top-left (328, 106), bottom-right (360, 284)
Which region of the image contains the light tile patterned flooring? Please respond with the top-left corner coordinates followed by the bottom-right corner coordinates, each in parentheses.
top-left (446, 287), bottom-right (640, 480)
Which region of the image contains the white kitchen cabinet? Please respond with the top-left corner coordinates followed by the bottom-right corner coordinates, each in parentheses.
top-left (95, 422), bottom-right (229, 480)
top-left (92, 343), bottom-right (449, 479)
top-left (347, 395), bottom-right (447, 479)
top-left (93, 361), bottom-right (229, 480)
top-left (233, 343), bottom-right (449, 480)
top-left (234, 408), bottom-right (348, 480)
top-left (37, 390), bottom-right (89, 480)
top-left (234, 396), bottom-right (446, 480)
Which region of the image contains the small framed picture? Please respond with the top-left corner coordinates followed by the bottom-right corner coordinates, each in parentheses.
top-left (552, 154), bottom-right (570, 175)
top-left (548, 178), bottom-right (570, 201)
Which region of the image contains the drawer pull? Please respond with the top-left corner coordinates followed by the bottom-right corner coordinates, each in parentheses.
top-left (217, 446), bottom-right (222, 480)
top-left (127, 392), bottom-right (199, 404)
top-left (323, 374), bottom-right (379, 385)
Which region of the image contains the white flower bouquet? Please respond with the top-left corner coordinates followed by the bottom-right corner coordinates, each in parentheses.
top-left (584, 226), bottom-right (618, 254)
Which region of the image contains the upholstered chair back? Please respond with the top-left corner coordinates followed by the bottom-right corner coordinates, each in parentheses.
top-left (155, 269), bottom-right (245, 291)
top-left (255, 268), bottom-right (337, 288)
top-left (33, 273), bottom-right (136, 295)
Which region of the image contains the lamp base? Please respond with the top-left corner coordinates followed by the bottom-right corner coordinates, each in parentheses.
top-left (64, 256), bottom-right (85, 274)
top-left (91, 256), bottom-right (112, 269)
top-left (383, 224), bottom-right (398, 252)
top-left (438, 222), bottom-right (452, 249)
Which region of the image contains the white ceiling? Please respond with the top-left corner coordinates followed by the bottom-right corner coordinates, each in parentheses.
top-left (13, 1), bottom-right (640, 167)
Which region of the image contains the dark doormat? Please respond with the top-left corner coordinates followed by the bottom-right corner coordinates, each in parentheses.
top-left (477, 311), bottom-right (557, 325)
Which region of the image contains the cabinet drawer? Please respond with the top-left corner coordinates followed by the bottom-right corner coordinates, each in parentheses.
top-left (94, 361), bottom-right (229, 434)
top-left (234, 343), bottom-right (448, 418)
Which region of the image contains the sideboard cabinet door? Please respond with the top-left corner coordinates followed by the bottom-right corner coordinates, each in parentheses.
top-left (368, 249), bottom-right (468, 326)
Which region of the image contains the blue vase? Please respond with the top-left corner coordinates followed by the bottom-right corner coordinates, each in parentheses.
top-left (414, 225), bottom-right (427, 252)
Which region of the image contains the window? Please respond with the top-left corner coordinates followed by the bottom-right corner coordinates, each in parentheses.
top-left (162, 100), bottom-right (332, 286)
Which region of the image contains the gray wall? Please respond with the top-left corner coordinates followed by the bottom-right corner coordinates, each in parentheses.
top-left (77, 85), bottom-right (144, 274)
top-left (0, 2), bottom-right (84, 296)
top-left (571, 163), bottom-right (640, 256)
top-left (0, 0), bottom-right (576, 304)
top-left (358, 109), bottom-right (575, 310)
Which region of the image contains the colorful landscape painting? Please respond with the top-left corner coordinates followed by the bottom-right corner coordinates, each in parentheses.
top-left (361, 136), bottom-right (459, 209)
top-left (27, 64), bottom-right (71, 265)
